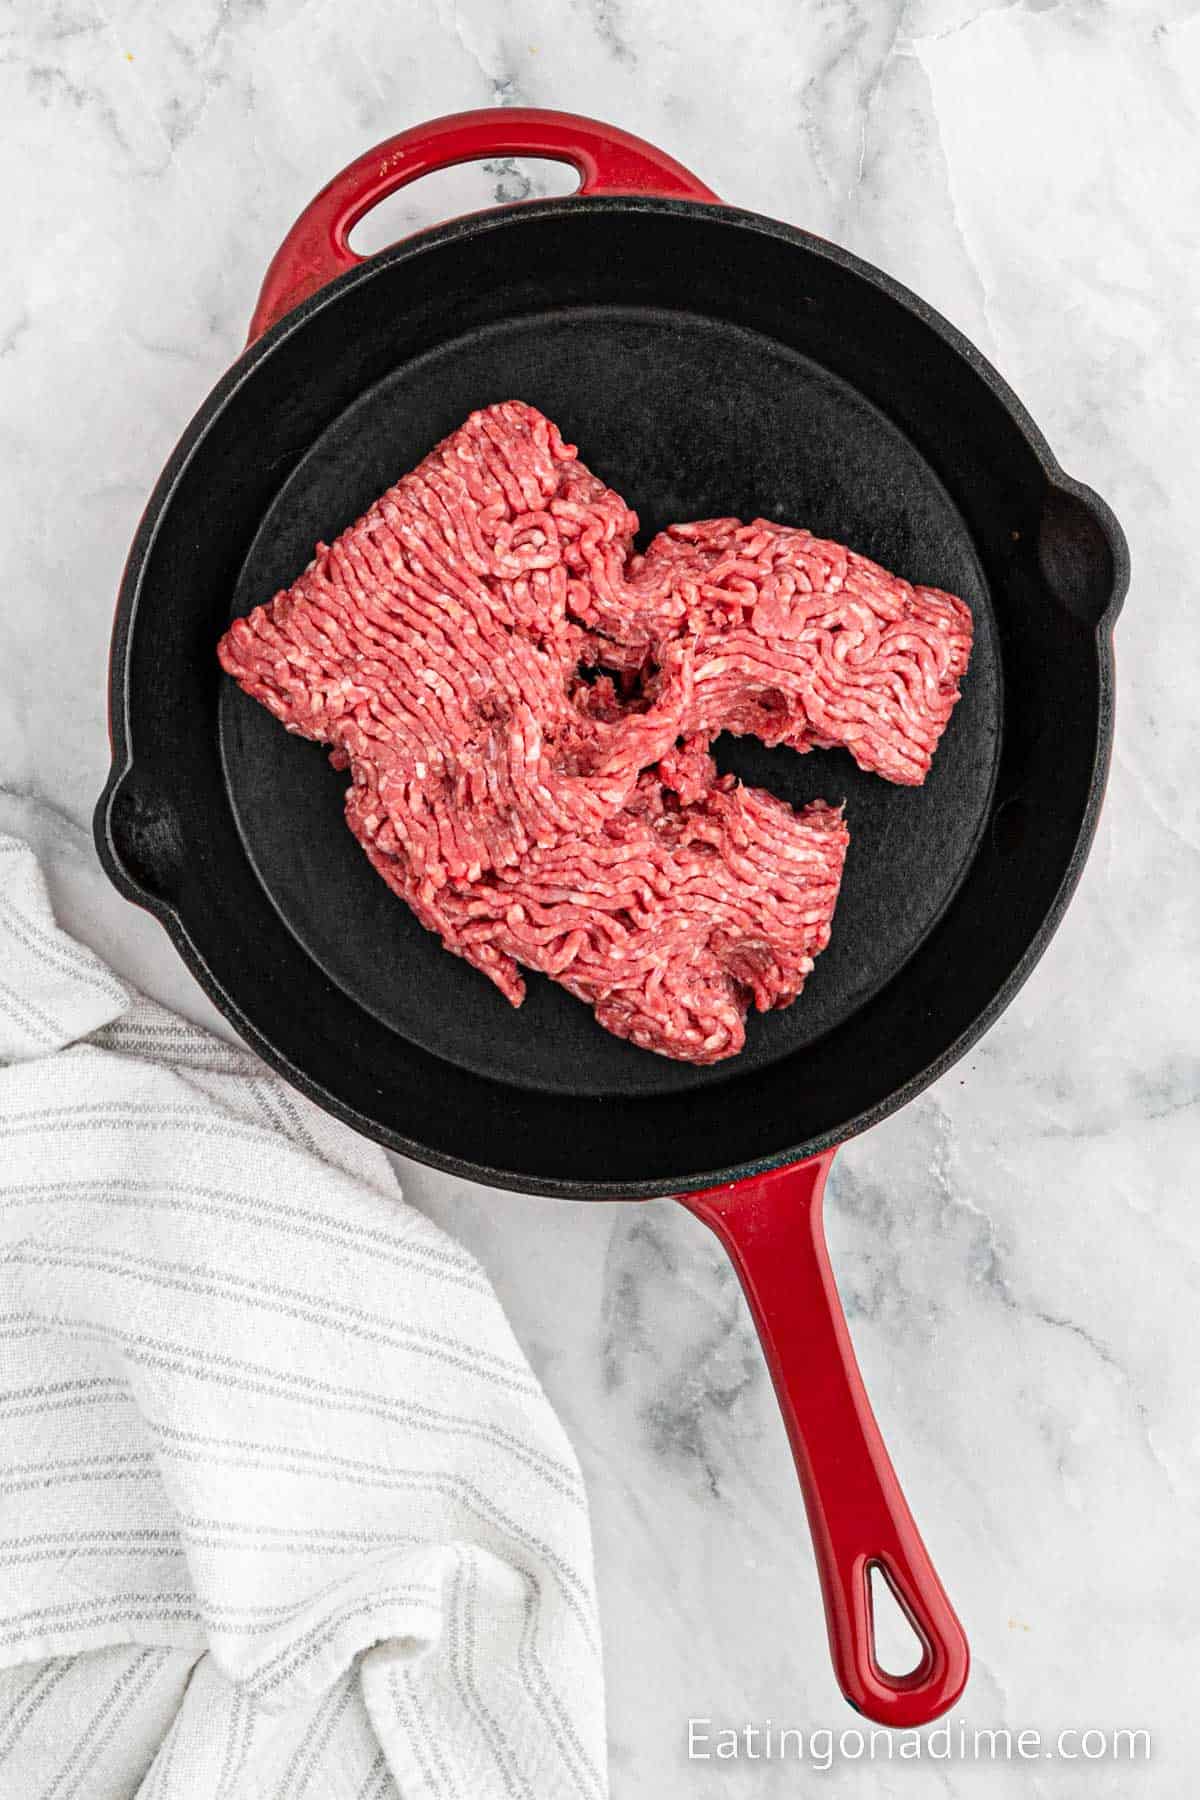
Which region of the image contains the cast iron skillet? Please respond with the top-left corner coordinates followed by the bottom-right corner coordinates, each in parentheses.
top-left (96, 110), bottom-right (1128, 1727)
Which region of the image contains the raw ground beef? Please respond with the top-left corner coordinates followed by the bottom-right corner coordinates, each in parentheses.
top-left (219, 402), bottom-right (971, 1064)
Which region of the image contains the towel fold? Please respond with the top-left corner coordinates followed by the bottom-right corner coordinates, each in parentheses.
top-left (0, 834), bottom-right (607, 1799)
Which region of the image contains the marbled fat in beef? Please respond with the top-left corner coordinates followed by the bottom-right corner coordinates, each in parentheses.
top-left (219, 404), bottom-right (970, 1063)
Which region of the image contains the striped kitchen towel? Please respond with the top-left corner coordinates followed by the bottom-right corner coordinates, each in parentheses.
top-left (0, 833), bottom-right (607, 1799)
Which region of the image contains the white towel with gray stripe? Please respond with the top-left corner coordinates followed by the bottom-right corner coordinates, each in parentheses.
top-left (0, 834), bottom-right (607, 1799)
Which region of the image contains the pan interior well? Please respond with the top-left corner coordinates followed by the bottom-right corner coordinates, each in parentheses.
top-left (220, 306), bottom-right (1001, 1100)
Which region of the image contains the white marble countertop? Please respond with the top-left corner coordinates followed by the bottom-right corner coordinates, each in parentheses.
top-left (3, 2), bottom-right (1197, 1793)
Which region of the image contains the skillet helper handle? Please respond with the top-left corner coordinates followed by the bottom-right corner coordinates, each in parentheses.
top-left (247, 107), bottom-right (719, 343)
top-left (681, 1151), bottom-right (969, 1728)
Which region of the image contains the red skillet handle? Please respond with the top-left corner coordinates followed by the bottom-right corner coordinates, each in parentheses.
top-left (681, 1151), bottom-right (969, 1727)
top-left (247, 107), bottom-right (719, 343)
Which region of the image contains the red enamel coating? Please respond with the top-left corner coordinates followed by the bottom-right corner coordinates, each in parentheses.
top-left (246, 108), bottom-right (718, 343)
top-left (239, 107), bottom-right (969, 1727)
top-left (681, 1152), bottom-right (969, 1727)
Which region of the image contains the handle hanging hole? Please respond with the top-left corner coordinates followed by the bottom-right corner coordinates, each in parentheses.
top-left (347, 156), bottom-right (580, 255)
top-left (869, 1563), bottom-right (929, 1679)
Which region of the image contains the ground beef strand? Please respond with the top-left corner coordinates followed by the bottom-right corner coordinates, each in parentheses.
top-left (219, 402), bottom-right (971, 1064)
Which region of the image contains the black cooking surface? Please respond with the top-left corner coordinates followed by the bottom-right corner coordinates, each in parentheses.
top-left (221, 307), bottom-right (1000, 1098)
